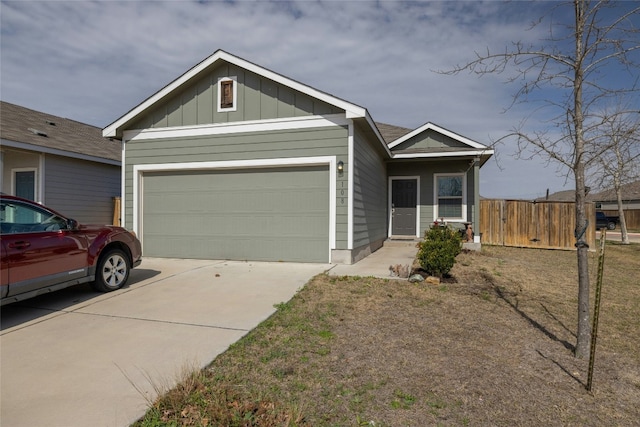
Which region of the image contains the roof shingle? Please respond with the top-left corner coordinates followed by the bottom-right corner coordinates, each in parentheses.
top-left (374, 122), bottom-right (412, 144)
top-left (1, 101), bottom-right (120, 162)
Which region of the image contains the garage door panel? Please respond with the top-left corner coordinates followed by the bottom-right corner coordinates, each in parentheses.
top-left (142, 166), bottom-right (329, 262)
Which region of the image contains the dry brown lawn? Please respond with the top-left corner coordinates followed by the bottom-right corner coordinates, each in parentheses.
top-left (135, 242), bottom-right (640, 427)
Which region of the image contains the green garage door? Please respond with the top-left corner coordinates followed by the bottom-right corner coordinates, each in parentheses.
top-left (141, 166), bottom-right (330, 262)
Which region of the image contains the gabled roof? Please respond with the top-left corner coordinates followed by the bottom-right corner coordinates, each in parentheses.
top-left (388, 122), bottom-right (488, 150)
top-left (375, 122), bottom-right (412, 143)
top-left (1, 101), bottom-right (121, 164)
top-left (104, 49), bottom-right (371, 139)
top-left (536, 190), bottom-right (575, 202)
top-left (590, 180), bottom-right (640, 202)
top-left (103, 50), bottom-right (493, 165)
top-left (537, 180), bottom-right (640, 203)
top-left (387, 121), bottom-right (494, 163)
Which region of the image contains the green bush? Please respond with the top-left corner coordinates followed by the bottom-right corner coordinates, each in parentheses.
top-left (417, 225), bottom-right (462, 277)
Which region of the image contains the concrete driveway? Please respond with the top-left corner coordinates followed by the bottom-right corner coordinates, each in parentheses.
top-left (0, 258), bottom-right (330, 427)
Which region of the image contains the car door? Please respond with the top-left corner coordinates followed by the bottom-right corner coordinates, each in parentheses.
top-left (1, 240), bottom-right (9, 299)
top-left (0, 199), bottom-right (89, 298)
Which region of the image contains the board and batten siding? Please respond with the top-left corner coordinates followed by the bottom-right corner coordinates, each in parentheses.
top-left (387, 160), bottom-right (475, 235)
top-left (393, 129), bottom-right (470, 151)
top-left (124, 125), bottom-right (349, 247)
top-left (44, 155), bottom-right (121, 224)
top-left (351, 125), bottom-right (387, 254)
top-left (127, 62), bottom-right (342, 131)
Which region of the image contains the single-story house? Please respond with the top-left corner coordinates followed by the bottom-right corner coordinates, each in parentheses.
top-left (0, 101), bottom-right (122, 224)
top-left (104, 50), bottom-right (494, 264)
top-left (591, 180), bottom-right (640, 211)
top-left (591, 180), bottom-right (640, 229)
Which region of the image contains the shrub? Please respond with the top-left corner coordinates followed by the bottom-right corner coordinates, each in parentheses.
top-left (417, 225), bottom-right (462, 277)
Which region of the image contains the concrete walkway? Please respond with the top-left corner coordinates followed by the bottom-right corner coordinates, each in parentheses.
top-left (329, 240), bottom-right (420, 279)
top-left (0, 258), bottom-right (330, 427)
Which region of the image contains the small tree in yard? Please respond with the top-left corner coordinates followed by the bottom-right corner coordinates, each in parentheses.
top-left (417, 225), bottom-right (462, 278)
top-left (591, 109), bottom-right (640, 245)
top-left (442, 1), bottom-right (640, 359)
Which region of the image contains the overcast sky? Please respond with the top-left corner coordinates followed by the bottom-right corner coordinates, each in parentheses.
top-left (1, 1), bottom-right (637, 199)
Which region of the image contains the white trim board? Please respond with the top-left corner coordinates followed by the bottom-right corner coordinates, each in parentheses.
top-left (392, 150), bottom-right (494, 159)
top-left (122, 114), bottom-right (350, 142)
top-left (347, 123), bottom-right (354, 250)
top-left (387, 122), bottom-right (488, 150)
top-left (433, 172), bottom-right (467, 223)
top-left (217, 76), bottom-right (237, 113)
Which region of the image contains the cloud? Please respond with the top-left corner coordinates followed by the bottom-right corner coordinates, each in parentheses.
top-left (0, 0), bottom-right (592, 197)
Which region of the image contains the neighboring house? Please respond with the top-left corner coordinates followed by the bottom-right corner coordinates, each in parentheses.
top-left (591, 180), bottom-right (640, 229)
top-left (536, 189), bottom-right (575, 202)
top-left (104, 50), bottom-right (494, 264)
top-left (590, 180), bottom-right (640, 211)
top-left (0, 101), bottom-right (122, 224)
top-left (542, 181), bottom-right (640, 209)
top-left (538, 181), bottom-right (640, 229)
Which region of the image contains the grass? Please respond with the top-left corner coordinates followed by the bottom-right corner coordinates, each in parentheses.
top-left (132, 242), bottom-right (640, 426)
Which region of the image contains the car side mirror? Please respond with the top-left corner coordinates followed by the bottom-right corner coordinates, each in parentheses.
top-left (66, 219), bottom-right (79, 230)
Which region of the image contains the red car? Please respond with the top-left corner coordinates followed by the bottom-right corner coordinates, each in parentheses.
top-left (1, 195), bottom-right (142, 306)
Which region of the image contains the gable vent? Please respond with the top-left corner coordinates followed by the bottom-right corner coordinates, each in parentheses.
top-left (28, 128), bottom-right (48, 137)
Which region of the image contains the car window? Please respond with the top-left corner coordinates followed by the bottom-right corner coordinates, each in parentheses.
top-left (0, 200), bottom-right (68, 234)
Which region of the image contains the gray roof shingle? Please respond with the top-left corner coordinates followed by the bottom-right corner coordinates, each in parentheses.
top-left (589, 180), bottom-right (640, 202)
top-left (375, 122), bottom-right (412, 144)
top-left (1, 101), bottom-right (120, 162)
top-left (538, 180), bottom-right (640, 203)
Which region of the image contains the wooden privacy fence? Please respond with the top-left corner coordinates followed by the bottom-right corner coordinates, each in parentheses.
top-left (480, 199), bottom-right (596, 250)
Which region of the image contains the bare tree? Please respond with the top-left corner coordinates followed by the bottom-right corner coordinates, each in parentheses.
top-left (443, 1), bottom-right (640, 358)
top-left (591, 109), bottom-right (640, 244)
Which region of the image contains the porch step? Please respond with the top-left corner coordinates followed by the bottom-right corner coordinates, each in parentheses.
top-left (384, 237), bottom-right (422, 248)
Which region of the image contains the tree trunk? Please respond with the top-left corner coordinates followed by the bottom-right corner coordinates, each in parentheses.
top-left (575, 171), bottom-right (592, 359)
top-left (573, 0), bottom-right (591, 359)
top-left (616, 184), bottom-right (630, 244)
top-left (613, 145), bottom-right (630, 245)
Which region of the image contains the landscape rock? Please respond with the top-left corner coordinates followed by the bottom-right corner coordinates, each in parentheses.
top-left (408, 274), bottom-right (424, 283)
top-left (425, 276), bottom-right (441, 285)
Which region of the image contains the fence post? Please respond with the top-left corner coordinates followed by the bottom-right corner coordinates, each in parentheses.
top-left (112, 197), bottom-right (121, 226)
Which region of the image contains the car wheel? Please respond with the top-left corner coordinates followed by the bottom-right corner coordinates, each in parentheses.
top-left (92, 249), bottom-right (130, 292)
top-left (607, 222), bottom-right (616, 230)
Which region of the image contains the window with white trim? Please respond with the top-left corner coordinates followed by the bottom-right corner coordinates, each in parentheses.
top-left (434, 173), bottom-right (466, 221)
top-left (217, 76), bottom-right (237, 112)
top-left (13, 169), bottom-right (37, 201)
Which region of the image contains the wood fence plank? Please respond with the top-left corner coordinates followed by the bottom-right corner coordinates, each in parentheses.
top-left (480, 199), bottom-right (596, 250)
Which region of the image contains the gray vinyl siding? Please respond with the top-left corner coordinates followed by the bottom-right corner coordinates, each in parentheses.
top-left (124, 125), bottom-right (349, 247)
top-left (387, 160), bottom-right (475, 235)
top-left (128, 62), bottom-right (342, 130)
top-left (44, 155), bottom-right (120, 224)
top-left (352, 125), bottom-right (387, 249)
